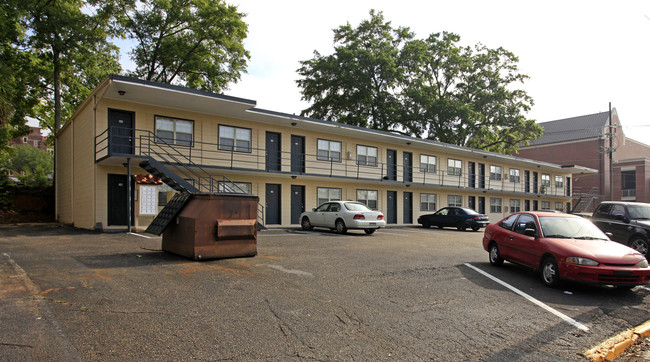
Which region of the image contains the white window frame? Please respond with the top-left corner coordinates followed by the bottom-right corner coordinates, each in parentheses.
top-left (448, 195), bottom-right (462, 207)
top-left (555, 202), bottom-right (564, 211)
top-left (490, 165), bottom-right (502, 181)
top-left (554, 176), bottom-right (564, 188)
top-left (541, 173), bottom-right (551, 187)
top-left (490, 198), bottom-right (502, 213)
top-left (420, 155), bottom-right (437, 173)
top-left (541, 201), bottom-right (551, 210)
top-left (219, 125), bottom-right (251, 152)
top-left (357, 189), bottom-right (378, 209)
top-left (317, 187), bottom-right (341, 205)
top-left (448, 158), bottom-right (462, 176)
top-left (356, 145), bottom-right (378, 166)
top-left (317, 139), bottom-right (342, 162)
top-left (218, 181), bottom-right (252, 194)
top-left (509, 168), bottom-right (520, 183)
top-left (155, 116), bottom-right (194, 146)
top-left (509, 199), bottom-right (521, 213)
top-left (420, 193), bottom-right (437, 211)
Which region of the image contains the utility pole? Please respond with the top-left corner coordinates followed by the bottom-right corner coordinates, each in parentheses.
top-left (609, 102), bottom-right (613, 201)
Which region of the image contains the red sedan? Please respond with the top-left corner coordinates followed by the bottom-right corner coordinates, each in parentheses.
top-left (482, 211), bottom-right (650, 288)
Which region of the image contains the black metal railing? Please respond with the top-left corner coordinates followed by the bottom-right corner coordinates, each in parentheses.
top-left (95, 126), bottom-right (571, 198)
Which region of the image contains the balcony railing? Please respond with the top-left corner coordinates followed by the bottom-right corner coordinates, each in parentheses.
top-left (95, 127), bottom-right (570, 197)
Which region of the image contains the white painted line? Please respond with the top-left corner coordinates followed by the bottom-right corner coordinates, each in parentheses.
top-left (128, 232), bottom-right (159, 239)
top-left (639, 286), bottom-right (650, 292)
top-left (267, 265), bottom-right (314, 277)
top-left (464, 263), bottom-right (589, 332)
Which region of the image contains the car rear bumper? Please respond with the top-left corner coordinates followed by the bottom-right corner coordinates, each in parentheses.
top-left (560, 263), bottom-right (650, 286)
top-left (348, 220), bottom-right (387, 229)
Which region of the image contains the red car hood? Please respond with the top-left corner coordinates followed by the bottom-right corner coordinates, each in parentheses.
top-left (546, 238), bottom-right (646, 264)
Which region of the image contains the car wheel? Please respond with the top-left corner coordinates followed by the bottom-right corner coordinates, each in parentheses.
top-left (541, 257), bottom-right (560, 288)
top-left (456, 222), bottom-right (467, 231)
top-left (422, 222), bottom-right (431, 228)
top-left (615, 285), bottom-right (636, 291)
top-left (488, 243), bottom-right (504, 266)
top-left (364, 228), bottom-right (376, 235)
top-left (629, 237), bottom-right (649, 257)
top-left (471, 226), bottom-right (480, 232)
top-left (301, 217), bottom-right (313, 231)
top-left (335, 219), bottom-right (347, 234)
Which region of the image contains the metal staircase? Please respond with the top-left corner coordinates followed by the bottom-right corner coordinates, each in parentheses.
top-left (571, 187), bottom-right (599, 214)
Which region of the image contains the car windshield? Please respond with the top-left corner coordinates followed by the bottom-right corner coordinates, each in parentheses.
top-left (344, 202), bottom-right (372, 212)
top-left (628, 205), bottom-right (650, 220)
top-left (539, 216), bottom-right (609, 240)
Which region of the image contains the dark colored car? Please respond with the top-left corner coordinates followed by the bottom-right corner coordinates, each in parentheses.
top-left (417, 207), bottom-right (489, 231)
top-left (591, 201), bottom-right (650, 257)
top-left (483, 211), bottom-right (650, 288)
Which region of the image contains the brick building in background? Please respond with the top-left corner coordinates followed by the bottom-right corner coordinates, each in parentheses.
top-left (11, 126), bottom-right (52, 154)
top-left (516, 108), bottom-right (650, 212)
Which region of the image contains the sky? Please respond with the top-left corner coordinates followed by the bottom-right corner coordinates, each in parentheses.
top-left (113, 0), bottom-right (650, 143)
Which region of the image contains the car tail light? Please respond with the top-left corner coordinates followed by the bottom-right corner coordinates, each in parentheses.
top-left (473, 216), bottom-right (479, 220)
top-left (353, 214), bottom-right (365, 220)
top-left (377, 215), bottom-right (384, 220)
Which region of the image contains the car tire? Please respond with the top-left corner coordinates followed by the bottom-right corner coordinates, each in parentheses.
top-left (471, 226), bottom-right (480, 232)
top-left (456, 222), bottom-right (467, 231)
top-left (488, 243), bottom-right (504, 266)
top-left (364, 228), bottom-right (375, 235)
top-left (335, 219), bottom-right (347, 234)
top-left (422, 222), bottom-right (431, 228)
top-left (301, 217), bottom-right (313, 231)
top-left (541, 257), bottom-right (560, 288)
top-left (629, 237), bottom-right (649, 257)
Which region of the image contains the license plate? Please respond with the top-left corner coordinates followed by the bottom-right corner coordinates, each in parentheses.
top-left (369, 222), bottom-right (376, 226)
top-left (613, 270), bottom-right (633, 275)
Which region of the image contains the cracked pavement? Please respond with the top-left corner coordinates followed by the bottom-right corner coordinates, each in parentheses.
top-left (1, 224), bottom-right (648, 360)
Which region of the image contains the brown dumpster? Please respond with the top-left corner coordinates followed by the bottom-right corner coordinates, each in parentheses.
top-left (161, 193), bottom-right (259, 260)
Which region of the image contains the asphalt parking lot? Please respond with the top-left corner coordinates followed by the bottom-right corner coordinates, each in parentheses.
top-left (1, 224), bottom-right (649, 361)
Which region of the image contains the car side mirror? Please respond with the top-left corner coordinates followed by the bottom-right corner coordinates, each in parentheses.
top-left (312, 208), bottom-right (317, 212)
top-left (605, 232), bottom-right (613, 238)
top-left (614, 214), bottom-right (625, 221)
top-left (524, 228), bottom-right (537, 237)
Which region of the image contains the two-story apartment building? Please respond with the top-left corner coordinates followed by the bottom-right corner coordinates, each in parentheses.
top-left (55, 75), bottom-right (594, 231)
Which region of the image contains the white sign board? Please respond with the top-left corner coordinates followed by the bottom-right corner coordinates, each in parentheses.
top-left (139, 185), bottom-right (159, 215)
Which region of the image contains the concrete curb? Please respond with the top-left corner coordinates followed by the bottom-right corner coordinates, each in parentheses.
top-left (583, 320), bottom-right (650, 361)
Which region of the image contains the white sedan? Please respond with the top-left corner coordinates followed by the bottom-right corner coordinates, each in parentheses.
top-left (300, 201), bottom-right (386, 234)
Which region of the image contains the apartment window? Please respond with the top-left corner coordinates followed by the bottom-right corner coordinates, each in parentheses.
top-left (541, 201), bottom-right (551, 210)
top-left (317, 139), bottom-right (341, 162)
top-left (357, 189), bottom-right (378, 209)
top-left (554, 176), bottom-right (563, 188)
top-left (155, 116), bottom-right (194, 146)
top-left (448, 159), bottom-right (462, 176)
top-left (509, 168), bottom-right (520, 183)
top-left (218, 181), bottom-right (252, 194)
top-left (158, 183), bottom-right (173, 206)
top-left (509, 199), bottom-right (521, 213)
top-left (357, 145), bottom-right (378, 166)
top-left (219, 125), bottom-right (251, 152)
top-left (23, 137), bottom-right (28, 142)
top-left (317, 187), bottom-right (341, 205)
top-left (448, 195), bottom-right (462, 207)
top-left (420, 155), bottom-right (437, 173)
top-left (490, 165), bottom-right (502, 181)
top-left (490, 198), bottom-right (502, 213)
top-left (555, 202), bottom-right (564, 211)
top-left (420, 193), bottom-right (437, 211)
top-left (622, 170), bottom-right (636, 197)
top-left (541, 173), bottom-right (551, 187)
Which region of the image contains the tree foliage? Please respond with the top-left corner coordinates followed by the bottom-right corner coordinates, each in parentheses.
top-left (297, 11), bottom-right (542, 153)
top-left (119, 0), bottom-right (250, 93)
top-left (3, 145), bottom-right (54, 186)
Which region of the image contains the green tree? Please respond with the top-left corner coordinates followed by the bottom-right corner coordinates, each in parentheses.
top-left (5, 145), bottom-right (54, 186)
top-left (25, 0), bottom-right (122, 133)
top-left (297, 11), bottom-right (541, 153)
top-left (297, 10), bottom-right (413, 133)
top-left (119, 0), bottom-right (250, 92)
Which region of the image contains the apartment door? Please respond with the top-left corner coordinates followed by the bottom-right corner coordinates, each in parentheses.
top-left (533, 200), bottom-right (538, 211)
top-left (265, 132), bottom-right (281, 171)
top-left (403, 192), bottom-right (413, 224)
top-left (386, 149), bottom-right (397, 181)
top-left (525, 200), bottom-right (531, 211)
top-left (107, 174), bottom-right (133, 226)
top-left (108, 109), bottom-right (134, 154)
top-left (478, 163), bottom-right (486, 189)
top-left (533, 172), bottom-right (539, 193)
top-left (387, 190), bottom-right (397, 224)
top-left (468, 162), bottom-right (476, 188)
top-left (403, 152), bottom-right (412, 182)
top-left (468, 196), bottom-right (476, 210)
top-left (524, 170), bottom-right (530, 193)
top-left (290, 185), bottom-right (305, 224)
top-left (265, 184), bottom-right (281, 224)
top-left (290, 135), bottom-right (305, 173)
top-left (478, 196), bottom-right (486, 214)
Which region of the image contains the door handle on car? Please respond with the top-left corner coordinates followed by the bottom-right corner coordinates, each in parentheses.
top-left (509, 236), bottom-right (514, 240)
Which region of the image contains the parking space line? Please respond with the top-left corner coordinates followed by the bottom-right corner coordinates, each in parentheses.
top-left (128, 232), bottom-right (159, 239)
top-left (639, 286), bottom-right (650, 292)
top-left (464, 263), bottom-right (589, 332)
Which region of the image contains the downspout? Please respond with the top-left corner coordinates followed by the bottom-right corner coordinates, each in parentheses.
top-left (93, 93), bottom-right (97, 230)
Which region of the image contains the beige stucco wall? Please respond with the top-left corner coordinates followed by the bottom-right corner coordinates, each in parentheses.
top-left (55, 122), bottom-right (73, 224)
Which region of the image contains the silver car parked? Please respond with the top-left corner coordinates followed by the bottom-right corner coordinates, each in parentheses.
top-left (300, 201), bottom-right (386, 234)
